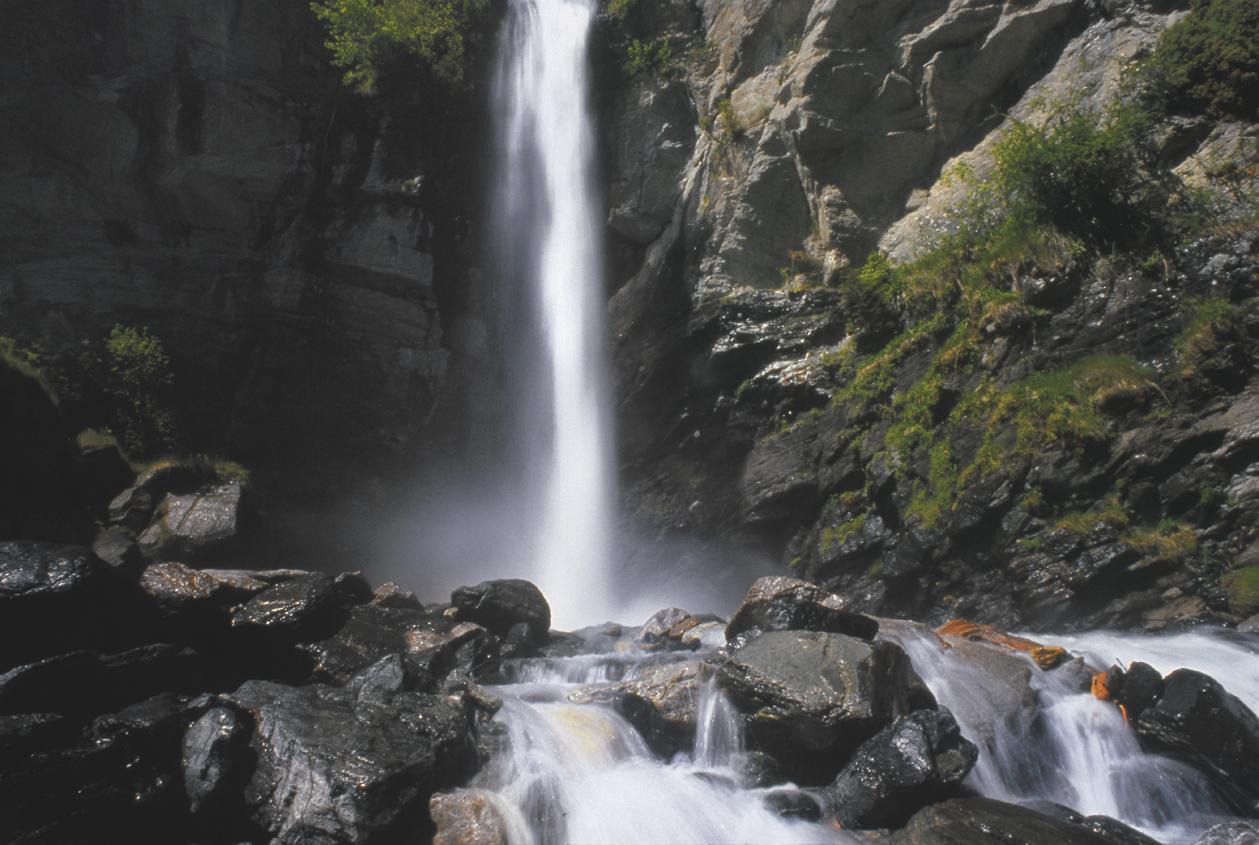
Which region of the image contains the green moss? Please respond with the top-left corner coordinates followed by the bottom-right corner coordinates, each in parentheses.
top-left (76, 429), bottom-right (120, 451)
top-left (1125, 520), bottom-right (1198, 562)
top-left (820, 511), bottom-right (868, 554)
top-left (1175, 297), bottom-right (1243, 380)
top-left (1055, 499), bottom-right (1130, 535)
top-left (1223, 565), bottom-right (1259, 615)
top-left (106, 324), bottom-right (176, 457)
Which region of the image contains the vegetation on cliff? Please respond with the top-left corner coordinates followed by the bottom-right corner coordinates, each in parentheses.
top-left (311, 0), bottom-right (490, 91)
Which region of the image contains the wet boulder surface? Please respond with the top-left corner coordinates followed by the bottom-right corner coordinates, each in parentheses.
top-left (716, 629), bottom-right (921, 783)
top-left (0, 535), bottom-right (526, 844)
top-left (889, 798), bottom-right (1160, 845)
top-left (827, 708), bottom-right (978, 829)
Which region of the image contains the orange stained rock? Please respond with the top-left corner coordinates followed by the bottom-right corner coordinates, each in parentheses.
top-left (936, 619), bottom-right (1069, 670)
top-left (1092, 671), bottom-right (1112, 701)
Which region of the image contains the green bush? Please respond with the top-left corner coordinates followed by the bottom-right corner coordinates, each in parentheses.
top-left (841, 252), bottom-right (902, 350)
top-left (311, 0), bottom-right (488, 92)
top-left (1137, 0), bottom-right (1259, 121)
top-left (105, 324), bottom-right (176, 456)
top-left (624, 37), bottom-right (672, 77)
top-left (990, 101), bottom-right (1167, 246)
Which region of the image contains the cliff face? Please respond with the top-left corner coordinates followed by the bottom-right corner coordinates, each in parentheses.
top-left (0, 0), bottom-right (497, 564)
top-left (599, 0), bottom-right (1259, 630)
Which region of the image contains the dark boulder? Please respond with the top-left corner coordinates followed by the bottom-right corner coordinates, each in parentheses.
top-left (451, 579), bottom-right (550, 644)
top-left (1135, 668), bottom-right (1259, 809)
top-left (226, 679), bottom-right (481, 844)
top-left (725, 576), bottom-right (879, 645)
top-left (300, 604), bottom-right (431, 686)
top-left (827, 708), bottom-right (978, 829)
top-left (1102, 662), bottom-right (1164, 721)
top-left (569, 659), bottom-right (702, 758)
top-left (91, 525), bottom-right (145, 578)
top-left (371, 581), bottom-right (422, 610)
top-left (890, 797), bottom-right (1154, 844)
top-left (0, 542), bottom-right (155, 669)
top-left (108, 485), bottom-right (155, 532)
top-left (763, 788), bottom-right (825, 821)
top-left (0, 644), bottom-right (204, 718)
top-left (231, 573), bottom-right (343, 640)
top-left (137, 481), bottom-right (248, 564)
top-left (716, 630), bottom-right (919, 783)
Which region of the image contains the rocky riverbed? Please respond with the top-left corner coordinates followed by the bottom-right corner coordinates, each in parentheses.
top-left (4, 537), bottom-right (1259, 844)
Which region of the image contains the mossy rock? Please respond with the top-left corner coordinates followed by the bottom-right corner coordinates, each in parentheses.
top-left (1223, 566), bottom-right (1259, 616)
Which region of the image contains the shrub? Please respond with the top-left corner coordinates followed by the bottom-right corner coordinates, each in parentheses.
top-left (624, 37), bottom-right (672, 77)
top-left (105, 324), bottom-right (176, 456)
top-left (840, 252), bottom-right (902, 351)
top-left (1137, 0), bottom-right (1259, 121)
top-left (311, 0), bottom-right (488, 92)
top-left (990, 100), bottom-right (1167, 246)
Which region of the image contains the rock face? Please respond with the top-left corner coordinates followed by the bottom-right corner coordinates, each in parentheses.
top-left (600, 0), bottom-right (1259, 633)
top-left (716, 629), bottom-right (920, 782)
top-left (0, 0), bottom-right (497, 574)
top-left (827, 708), bottom-right (978, 829)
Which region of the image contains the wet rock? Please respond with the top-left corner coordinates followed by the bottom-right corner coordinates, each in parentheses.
top-left (452, 579), bottom-right (550, 644)
top-left (0, 713), bottom-right (70, 756)
top-left (639, 607), bottom-right (691, 647)
top-left (227, 679), bottom-right (480, 844)
top-left (763, 788), bottom-right (824, 821)
top-left (570, 659), bottom-right (702, 757)
top-left (827, 708), bottom-right (978, 829)
top-left (91, 525), bottom-right (145, 578)
top-left (733, 750), bottom-right (783, 787)
top-left (139, 562), bottom-right (277, 612)
top-left (300, 604), bottom-right (431, 686)
top-left (430, 790), bottom-right (511, 845)
top-left (725, 576), bottom-right (879, 644)
top-left (936, 620), bottom-right (1070, 670)
top-left (890, 797), bottom-right (1145, 844)
top-left (1193, 821), bottom-right (1259, 844)
top-left (1101, 662), bottom-right (1163, 721)
top-left (231, 573), bottom-right (342, 640)
top-left (182, 705), bottom-right (251, 816)
top-left (1134, 668), bottom-right (1259, 808)
top-left (371, 581), bottom-right (422, 610)
top-left (717, 630), bottom-right (920, 783)
top-left (108, 485), bottom-right (155, 532)
top-left (138, 481), bottom-right (246, 563)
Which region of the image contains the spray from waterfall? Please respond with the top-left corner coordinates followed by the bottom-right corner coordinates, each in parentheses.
top-left (492, 0), bottom-right (614, 627)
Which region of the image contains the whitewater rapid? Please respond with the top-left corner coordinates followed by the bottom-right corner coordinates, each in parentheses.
top-left (446, 625), bottom-right (1259, 844)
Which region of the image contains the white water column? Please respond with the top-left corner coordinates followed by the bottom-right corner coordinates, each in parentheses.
top-left (493, 0), bottom-right (615, 626)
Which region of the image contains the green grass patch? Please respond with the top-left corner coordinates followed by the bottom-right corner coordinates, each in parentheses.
top-left (1175, 297), bottom-right (1243, 380)
top-left (1125, 519), bottom-right (1198, 562)
top-left (1223, 565), bottom-right (1259, 615)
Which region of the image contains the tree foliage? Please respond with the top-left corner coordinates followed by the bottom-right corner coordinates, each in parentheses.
top-left (311, 0), bottom-right (488, 92)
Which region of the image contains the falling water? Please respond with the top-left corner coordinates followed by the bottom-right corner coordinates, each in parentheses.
top-left (884, 624), bottom-right (1249, 842)
top-left (493, 0), bottom-right (614, 627)
top-left (466, 638), bottom-right (849, 845)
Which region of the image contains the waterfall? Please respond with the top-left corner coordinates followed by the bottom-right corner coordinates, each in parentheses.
top-left (492, 0), bottom-right (614, 628)
top-left (466, 642), bottom-right (848, 845)
top-left (885, 625), bottom-right (1246, 842)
